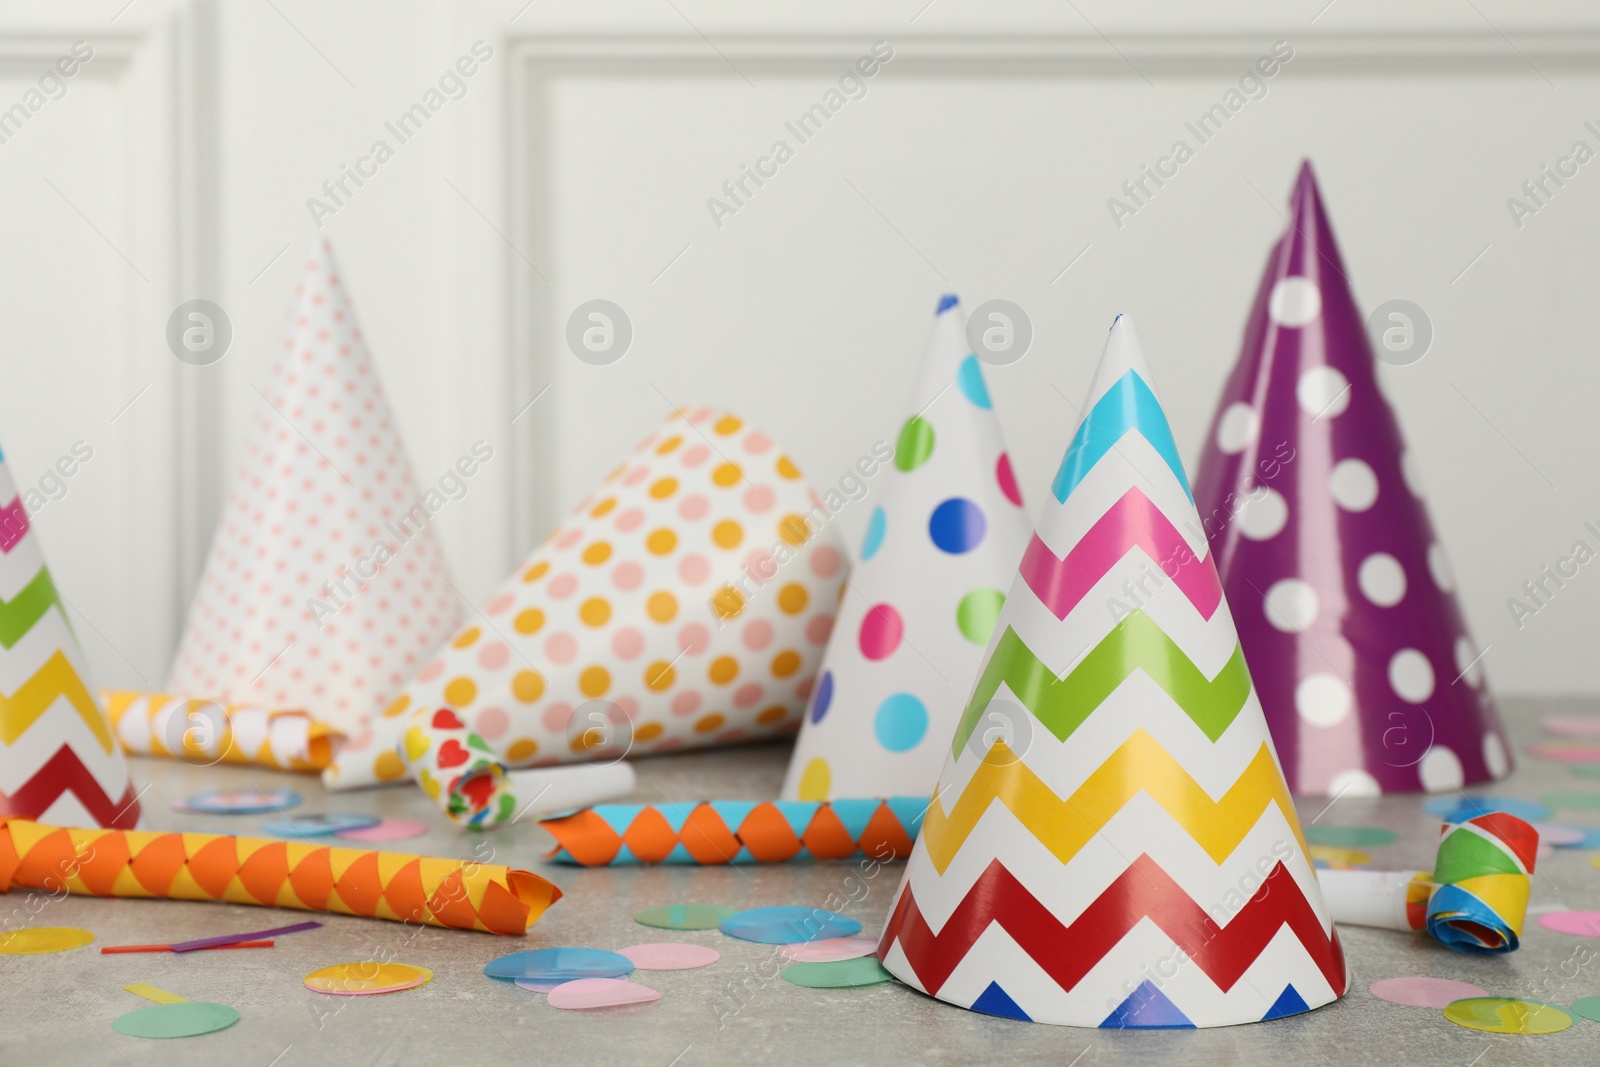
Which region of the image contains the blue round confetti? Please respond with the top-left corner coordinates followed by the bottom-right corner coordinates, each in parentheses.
top-left (874, 694), bottom-right (928, 752)
top-left (956, 355), bottom-right (992, 410)
top-left (1423, 796), bottom-right (1552, 823)
top-left (810, 671), bottom-right (834, 725)
top-left (720, 906), bottom-right (862, 945)
top-left (260, 813), bottom-right (381, 838)
top-left (484, 947), bottom-right (634, 982)
top-left (861, 506), bottom-right (886, 562)
top-left (176, 789), bottom-right (301, 815)
top-left (928, 498), bottom-right (986, 555)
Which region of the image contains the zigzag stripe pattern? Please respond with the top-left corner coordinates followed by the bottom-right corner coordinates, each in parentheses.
top-left (951, 611), bottom-right (1250, 756)
top-left (0, 650), bottom-right (114, 753)
top-left (921, 732), bottom-right (1306, 874)
top-left (0, 568), bottom-right (61, 649)
top-left (1051, 370), bottom-right (1191, 504)
top-left (0, 744), bottom-right (140, 828)
top-left (881, 856), bottom-right (1347, 998)
top-left (0, 497), bottom-right (28, 554)
top-left (1021, 488), bottom-right (1219, 622)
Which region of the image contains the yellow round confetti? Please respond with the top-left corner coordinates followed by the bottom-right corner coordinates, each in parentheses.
top-left (713, 415), bottom-right (743, 435)
top-left (656, 435), bottom-right (682, 454)
top-left (453, 626), bottom-right (481, 649)
top-left (506, 738), bottom-right (539, 761)
top-left (635, 722), bottom-right (664, 742)
top-left (582, 541), bottom-right (613, 565)
top-left (778, 514), bottom-right (812, 546)
top-left (647, 591), bottom-right (678, 623)
top-left (0, 927), bottom-right (94, 955)
top-left (695, 713), bottom-right (726, 734)
top-left (711, 463), bottom-right (742, 487)
top-left (650, 477), bottom-right (678, 499)
top-left (708, 656), bottom-right (739, 685)
top-left (514, 608), bottom-right (545, 635)
top-left (522, 560), bottom-right (550, 583)
top-left (579, 665), bottom-right (611, 698)
top-left (443, 677), bottom-right (477, 707)
top-left (771, 650), bottom-right (801, 678)
top-left (798, 757), bottom-right (831, 800)
top-left (383, 694), bottom-right (411, 718)
top-left (590, 497), bottom-right (617, 518)
top-left (304, 962), bottom-right (434, 996)
top-left (1442, 998), bottom-right (1573, 1035)
top-left (645, 662), bottom-right (676, 691)
top-left (711, 586), bottom-right (745, 621)
top-left (777, 583), bottom-right (808, 615)
top-left (512, 669), bottom-right (546, 703)
top-left (374, 749), bottom-right (407, 781)
top-left (646, 528), bottom-right (678, 555)
top-left (579, 597), bottom-right (612, 627)
top-left (712, 520), bottom-right (743, 549)
top-left (776, 456), bottom-right (801, 479)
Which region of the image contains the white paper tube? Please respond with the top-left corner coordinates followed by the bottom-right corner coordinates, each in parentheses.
top-left (1319, 869), bottom-right (1420, 932)
top-left (506, 761), bottom-right (637, 818)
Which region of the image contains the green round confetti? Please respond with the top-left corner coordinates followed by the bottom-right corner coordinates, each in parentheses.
top-left (894, 417), bottom-right (935, 472)
top-left (1569, 764), bottom-right (1600, 780)
top-left (782, 957), bottom-right (893, 989)
top-left (1442, 998), bottom-right (1573, 1035)
top-left (956, 589), bottom-right (1006, 645)
top-left (1303, 825), bottom-right (1399, 849)
top-left (1542, 791), bottom-right (1600, 811)
top-left (1571, 995), bottom-right (1600, 1022)
top-left (112, 1002), bottom-right (240, 1039)
top-left (634, 904), bottom-right (736, 931)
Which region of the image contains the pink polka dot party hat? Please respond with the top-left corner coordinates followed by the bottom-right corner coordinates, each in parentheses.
top-left (780, 295), bottom-right (1029, 801)
top-left (398, 408), bottom-right (846, 826)
top-left (878, 314), bottom-right (1346, 1027)
top-left (1192, 161), bottom-right (1509, 796)
top-left (168, 237), bottom-right (462, 788)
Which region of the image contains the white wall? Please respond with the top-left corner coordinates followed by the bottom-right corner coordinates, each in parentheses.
top-left (4, 0), bottom-right (1600, 695)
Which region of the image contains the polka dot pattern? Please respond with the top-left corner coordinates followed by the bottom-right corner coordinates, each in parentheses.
top-left (397, 409), bottom-right (843, 824)
top-left (1268, 276), bottom-right (1322, 327)
top-left (172, 239), bottom-right (464, 790)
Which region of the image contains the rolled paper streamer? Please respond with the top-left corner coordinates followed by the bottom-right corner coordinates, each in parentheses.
top-left (508, 762), bottom-right (637, 819)
top-left (1321, 813), bottom-right (1536, 953)
top-left (0, 817), bottom-right (561, 935)
top-left (102, 691), bottom-right (343, 772)
top-left (540, 797), bottom-right (925, 865)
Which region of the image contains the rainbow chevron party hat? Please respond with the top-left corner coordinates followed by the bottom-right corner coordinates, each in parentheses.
top-left (877, 315), bottom-right (1347, 1028)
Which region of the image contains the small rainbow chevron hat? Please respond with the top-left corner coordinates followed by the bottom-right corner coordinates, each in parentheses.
top-left (1192, 162), bottom-right (1509, 796)
top-left (877, 315), bottom-right (1347, 1028)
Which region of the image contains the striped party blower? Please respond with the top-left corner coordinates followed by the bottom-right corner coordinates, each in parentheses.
top-left (877, 316), bottom-right (1348, 1028)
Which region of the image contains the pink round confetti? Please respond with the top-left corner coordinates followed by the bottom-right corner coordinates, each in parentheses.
top-left (617, 943), bottom-right (720, 970)
top-left (1543, 714), bottom-right (1600, 738)
top-left (335, 818), bottom-right (429, 843)
top-left (1370, 977), bottom-right (1487, 1008)
top-left (1538, 911), bottom-right (1600, 937)
top-left (780, 937), bottom-right (877, 963)
top-left (1527, 742), bottom-right (1600, 763)
top-left (1534, 823), bottom-right (1586, 846)
top-left (547, 978), bottom-right (661, 1010)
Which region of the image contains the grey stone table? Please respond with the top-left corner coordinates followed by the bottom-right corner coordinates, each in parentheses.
top-left (4, 697), bottom-right (1600, 1066)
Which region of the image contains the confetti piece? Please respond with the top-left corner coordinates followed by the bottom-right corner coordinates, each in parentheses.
top-left (617, 943), bottom-right (719, 970)
top-left (1541, 792), bottom-right (1600, 812)
top-left (513, 977), bottom-right (570, 994)
top-left (1537, 911), bottom-right (1600, 937)
top-left (1533, 823), bottom-right (1587, 846)
top-left (124, 984), bottom-right (187, 1004)
top-left (334, 818), bottom-right (429, 843)
top-left (1308, 845), bottom-right (1371, 869)
top-left (1442, 998), bottom-right (1574, 1035)
top-left (260, 812), bottom-right (381, 838)
top-left (1304, 826), bottom-right (1397, 848)
top-left (484, 947), bottom-right (634, 982)
top-left (1570, 995), bottom-right (1600, 1022)
top-left (1570, 764), bottom-right (1600, 780)
top-left (0, 927), bottom-right (94, 955)
top-left (633, 904), bottom-right (736, 931)
top-left (171, 920), bottom-right (322, 953)
top-left (304, 962), bottom-right (433, 996)
top-left (782, 957), bottom-right (893, 988)
top-left (1422, 796), bottom-right (1550, 823)
top-left (175, 789), bottom-right (302, 815)
top-left (1543, 715), bottom-right (1600, 738)
top-left (781, 938), bottom-right (878, 963)
top-left (1369, 977), bottom-right (1487, 1008)
top-left (113, 1003), bottom-right (241, 1039)
top-left (720, 906), bottom-right (862, 945)
top-left (546, 978), bottom-right (661, 1010)
top-left (1527, 743), bottom-right (1600, 764)
top-left (102, 941), bottom-right (274, 954)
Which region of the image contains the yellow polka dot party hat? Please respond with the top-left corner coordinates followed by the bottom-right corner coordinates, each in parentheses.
top-left (399, 408), bottom-right (846, 826)
top-left (781, 295), bottom-right (1030, 801)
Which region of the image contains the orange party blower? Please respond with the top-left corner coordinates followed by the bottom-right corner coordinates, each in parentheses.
top-left (0, 817), bottom-right (560, 935)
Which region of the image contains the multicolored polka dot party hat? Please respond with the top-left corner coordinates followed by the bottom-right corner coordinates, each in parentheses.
top-left (879, 315), bottom-right (1347, 1028)
top-left (168, 238), bottom-right (462, 788)
top-left (0, 437), bottom-right (140, 828)
top-left (398, 408), bottom-right (846, 826)
top-left (780, 295), bottom-right (1029, 801)
top-left (1193, 162), bottom-right (1509, 797)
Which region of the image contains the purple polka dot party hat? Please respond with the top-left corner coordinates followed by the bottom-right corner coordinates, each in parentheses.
top-left (780, 295), bottom-right (1030, 800)
top-left (1192, 161), bottom-right (1509, 797)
